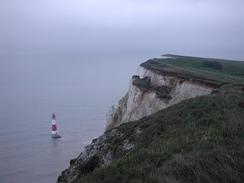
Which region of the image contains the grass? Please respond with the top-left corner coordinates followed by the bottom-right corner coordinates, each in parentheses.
top-left (142, 55), bottom-right (244, 85)
top-left (73, 87), bottom-right (244, 183)
top-left (160, 55), bottom-right (244, 77)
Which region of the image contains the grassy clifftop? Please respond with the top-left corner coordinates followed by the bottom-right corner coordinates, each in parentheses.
top-left (73, 86), bottom-right (244, 183)
top-left (141, 55), bottom-right (244, 87)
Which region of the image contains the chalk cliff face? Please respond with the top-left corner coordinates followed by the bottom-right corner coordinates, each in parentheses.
top-left (106, 65), bottom-right (215, 129)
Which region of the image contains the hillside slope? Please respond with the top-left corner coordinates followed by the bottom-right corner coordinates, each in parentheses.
top-left (58, 85), bottom-right (244, 183)
top-left (58, 55), bottom-right (244, 183)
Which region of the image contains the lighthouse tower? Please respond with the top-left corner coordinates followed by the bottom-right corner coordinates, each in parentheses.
top-left (51, 113), bottom-right (61, 139)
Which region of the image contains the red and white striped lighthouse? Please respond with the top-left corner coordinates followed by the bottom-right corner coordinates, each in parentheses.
top-left (51, 113), bottom-right (61, 138)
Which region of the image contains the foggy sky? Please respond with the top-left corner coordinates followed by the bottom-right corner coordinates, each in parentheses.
top-left (0, 0), bottom-right (243, 60)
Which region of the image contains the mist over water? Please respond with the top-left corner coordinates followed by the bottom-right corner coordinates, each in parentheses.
top-left (0, 0), bottom-right (244, 60)
top-left (0, 55), bottom-right (143, 183)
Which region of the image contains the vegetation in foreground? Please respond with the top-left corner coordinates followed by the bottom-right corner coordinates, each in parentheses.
top-left (73, 86), bottom-right (244, 183)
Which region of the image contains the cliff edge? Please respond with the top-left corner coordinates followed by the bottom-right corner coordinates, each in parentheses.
top-left (58, 86), bottom-right (244, 183)
top-left (106, 55), bottom-right (244, 129)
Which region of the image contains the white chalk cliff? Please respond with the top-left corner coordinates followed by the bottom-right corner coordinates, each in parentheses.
top-left (106, 64), bottom-right (215, 129)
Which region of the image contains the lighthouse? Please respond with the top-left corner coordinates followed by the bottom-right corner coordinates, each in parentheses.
top-left (51, 113), bottom-right (61, 139)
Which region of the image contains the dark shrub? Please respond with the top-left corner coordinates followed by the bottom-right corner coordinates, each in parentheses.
top-left (203, 60), bottom-right (223, 70)
top-left (79, 156), bottom-right (100, 175)
top-left (155, 86), bottom-right (172, 99)
top-left (132, 76), bottom-right (151, 90)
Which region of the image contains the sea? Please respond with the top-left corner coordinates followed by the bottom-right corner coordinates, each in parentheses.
top-left (0, 54), bottom-right (142, 183)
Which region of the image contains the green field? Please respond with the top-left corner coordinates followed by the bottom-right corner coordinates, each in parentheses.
top-left (159, 55), bottom-right (244, 78)
top-left (141, 55), bottom-right (244, 87)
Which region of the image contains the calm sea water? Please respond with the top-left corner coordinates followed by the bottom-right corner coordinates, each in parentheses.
top-left (0, 55), bottom-right (142, 183)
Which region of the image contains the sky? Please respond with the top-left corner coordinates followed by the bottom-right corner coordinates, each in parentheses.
top-left (0, 0), bottom-right (244, 60)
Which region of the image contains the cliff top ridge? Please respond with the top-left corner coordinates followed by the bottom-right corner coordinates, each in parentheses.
top-left (141, 54), bottom-right (244, 87)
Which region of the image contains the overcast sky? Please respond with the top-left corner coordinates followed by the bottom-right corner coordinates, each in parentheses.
top-left (0, 0), bottom-right (243, 60)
